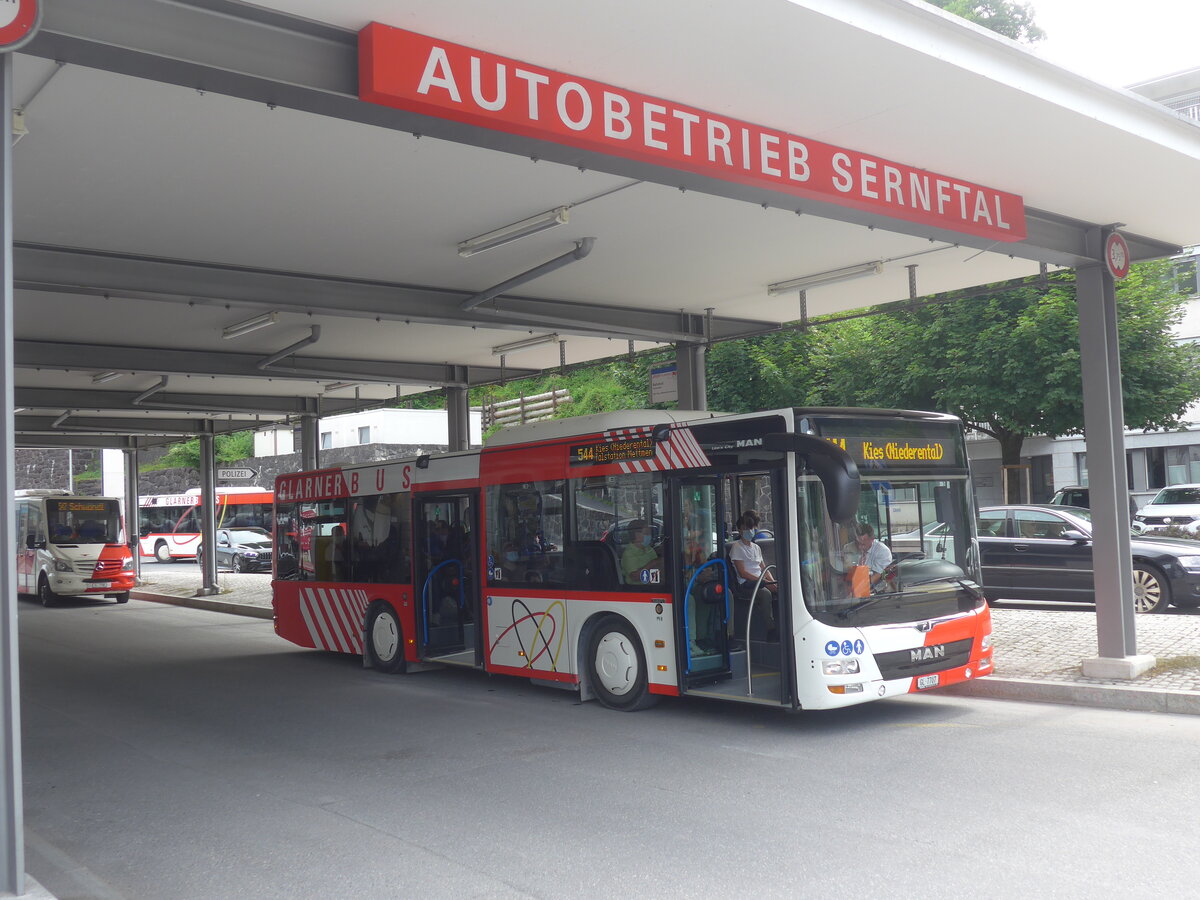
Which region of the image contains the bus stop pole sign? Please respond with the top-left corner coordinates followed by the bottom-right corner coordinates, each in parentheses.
top-left (0, 1), bottom-right (41, 53)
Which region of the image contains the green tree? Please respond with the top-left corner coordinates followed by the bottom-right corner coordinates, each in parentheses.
top-left (813, 262), bottom-right (1200, 496)
top-left (925, 0), bottom-right (1045, 43)
top-left (159, 431), bottom-right (257, 471)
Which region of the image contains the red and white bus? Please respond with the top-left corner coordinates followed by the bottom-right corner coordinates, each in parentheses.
top-left (271, 408), bottom-right (993, 711)
top-left (139, 487), bottom-right (273, 562)
top-left (15, 490), bottom-right (135, 606)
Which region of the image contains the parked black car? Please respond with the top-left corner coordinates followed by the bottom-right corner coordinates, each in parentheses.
top-left (212, 527), bottom-right (273, 573)
top-left (977, 505), bottom-right (1200, 614)
top-left (1046, 485), bottom-right (1139, 519)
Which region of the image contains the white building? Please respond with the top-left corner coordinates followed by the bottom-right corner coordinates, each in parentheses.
top-left (253, 408), bottom-right (483, 457)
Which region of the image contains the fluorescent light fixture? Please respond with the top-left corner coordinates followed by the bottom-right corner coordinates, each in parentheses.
top-left (92, 371), bottom-right (122, 384)
top-left (323, 382), bottom-right (358, 393)
top-left (491, 333), bottom-right (559, 356)
top-left (222, 311), bottom-right (279, 339)
top-left (458, 207), bottom-right (569, 258)
top-left (767, 260), bottom-right (884, 296)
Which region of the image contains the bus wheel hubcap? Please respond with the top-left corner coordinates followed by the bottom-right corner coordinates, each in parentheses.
top-left (373, 615), bottom-right (398, 660)
top-left (595, 632), bottom-right (635, 695)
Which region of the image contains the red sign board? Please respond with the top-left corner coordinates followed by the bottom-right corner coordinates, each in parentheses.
top-left (0, 0), bottom-right (40, 52)
top-left (359, 24), bottom-right (1027, 243)
top-left (1105, 231), bottom-right (1130, 280)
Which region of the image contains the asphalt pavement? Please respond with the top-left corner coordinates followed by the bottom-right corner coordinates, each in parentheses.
top-left (131, 563), bottom-right (1200, 716)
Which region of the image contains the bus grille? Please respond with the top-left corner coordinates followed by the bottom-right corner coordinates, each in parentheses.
top-left (872, 638), bottom-right (973, 681)
top-left (83, 559), bottom-right (127, 578)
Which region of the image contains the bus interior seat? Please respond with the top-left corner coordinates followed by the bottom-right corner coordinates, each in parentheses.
top-left (566, 542), bottom-right (618, 591)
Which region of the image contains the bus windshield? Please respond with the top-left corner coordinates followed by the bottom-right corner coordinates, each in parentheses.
top-left (46, 499), bottom-right (122, 545)
top-left (798, 475), bottom-right (979, 627)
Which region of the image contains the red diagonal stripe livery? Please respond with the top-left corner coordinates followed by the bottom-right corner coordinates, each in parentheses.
top-left (300, 587), bottom-right (369, 654)
top-left (602, 426), bottom-right (710, 473)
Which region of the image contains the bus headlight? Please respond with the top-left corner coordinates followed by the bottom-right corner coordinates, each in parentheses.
top-left (981, 633), bottom-right (993, 650)
top-left (823, 658), bottom-right (860, 675)
top-left (54, 560), bottom-right (72, 572)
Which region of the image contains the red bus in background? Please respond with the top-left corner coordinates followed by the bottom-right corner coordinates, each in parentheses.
top-left (271, 408), bottom-right (993, 712)
top-left (138, 487), bottom-right (273, 562)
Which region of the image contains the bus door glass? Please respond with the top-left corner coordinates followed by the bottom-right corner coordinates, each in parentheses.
top-left (414, 493), bottom-right (479, 661)
top-left (672, 479), bottom-right (730, 681)
top-left (16, 501), bottom-right (36, 594)
top-left (727, 473), bottom-right (782, 643)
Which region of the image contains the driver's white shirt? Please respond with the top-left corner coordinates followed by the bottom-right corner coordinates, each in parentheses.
top-left (729, 539), bottom-right (764, 584)
top-left (858, 539), bottom-right (892, 574)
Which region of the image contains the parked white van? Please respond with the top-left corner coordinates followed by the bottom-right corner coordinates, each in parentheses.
top-left (15, 490), bottom-right (135, 606)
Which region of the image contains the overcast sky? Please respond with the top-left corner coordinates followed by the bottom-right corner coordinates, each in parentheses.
top-left (1027, 0), bottom-right (1200, 87)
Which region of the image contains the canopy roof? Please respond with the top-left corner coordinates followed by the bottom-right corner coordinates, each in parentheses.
top-left (11, 0), bottom-right (1200, 448)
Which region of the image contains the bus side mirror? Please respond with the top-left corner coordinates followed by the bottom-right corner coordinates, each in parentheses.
top-left (25, 534), bottom-right (38, 550)
top-left (762, 433), bottom-right (861, 524)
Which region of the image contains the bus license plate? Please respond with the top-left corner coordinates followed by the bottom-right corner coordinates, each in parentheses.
top-left (916, 674), bottom-right (940, 689)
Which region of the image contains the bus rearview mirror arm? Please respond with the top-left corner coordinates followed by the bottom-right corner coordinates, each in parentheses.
top-left (761, 433), bottom-right (861, 524)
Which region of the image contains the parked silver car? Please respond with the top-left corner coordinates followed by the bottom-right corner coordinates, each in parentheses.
top-left (1131, 484), bottom-right (1200, 535)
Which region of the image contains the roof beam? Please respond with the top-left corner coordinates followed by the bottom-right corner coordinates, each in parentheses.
top-left (14, 340), bottom-right (529, 388)
top-left (14, 433), bottom-right (193, 451)
top-left (24, 0), bottom-right (1180, 268)
top-left (14, 243), bottom-right (768, 344)
top-left (13, 387), bottom-right (365, 417)
top-left (17, 413), bottom-right (235, 436)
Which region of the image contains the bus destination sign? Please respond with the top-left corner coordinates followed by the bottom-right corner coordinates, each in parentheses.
top-left (826, 436), bottom-right (949, 465)
top-left (570, 437), bottom-right (656, 466)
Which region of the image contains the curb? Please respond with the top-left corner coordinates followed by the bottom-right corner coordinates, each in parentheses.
top-left (943, 676), bottom-right (1200, 716)
top-left (130, 591), bottom-right (273, 620)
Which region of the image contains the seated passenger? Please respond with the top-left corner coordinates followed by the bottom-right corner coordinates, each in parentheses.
top-left (730, 511), bottom-right (778, 640)
top-left (621, 519), bottom-right (662, 585)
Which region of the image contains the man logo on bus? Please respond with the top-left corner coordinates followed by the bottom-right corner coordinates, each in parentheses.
top-left (910, 644), bottom-right (946, 662)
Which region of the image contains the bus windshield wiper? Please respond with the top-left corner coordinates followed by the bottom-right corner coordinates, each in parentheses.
top-left (902, 575), bottom-right (985, 603)
top-left (837, 594), bottom-right (893, 619)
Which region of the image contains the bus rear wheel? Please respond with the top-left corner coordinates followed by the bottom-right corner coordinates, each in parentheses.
top-left (586, 615), bottom-right (657, 711)
top-left (38, 576), bottom-right (57, 608)
top-left (154, 542), bottom-right (172, 563)
top-left (365, 603), bottom-right (406, 674)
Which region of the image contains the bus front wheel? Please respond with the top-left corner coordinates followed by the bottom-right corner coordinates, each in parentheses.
top-left (154, 542), bottom-right (172, 563)
top-left (38, 576), bottom-right (57, 608)
top-left (586, 615), bottom-right (657, 711)
top-left (365, 603), bottom-right (407, 674)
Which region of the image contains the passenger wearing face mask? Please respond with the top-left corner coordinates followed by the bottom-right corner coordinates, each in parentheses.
top-left (729, 511), bottom-right (778, 641)
top-left (621, 519), bottom-right (662, 585)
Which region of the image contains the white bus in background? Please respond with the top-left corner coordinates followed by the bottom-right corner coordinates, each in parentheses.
top-left (138, 487), bottom-right (273, 562)
top-left (15, 490), bottom-right (135, 607)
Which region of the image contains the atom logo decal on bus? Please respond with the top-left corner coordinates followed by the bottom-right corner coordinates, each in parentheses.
top-left (489, 599), bottom-right (567, 672)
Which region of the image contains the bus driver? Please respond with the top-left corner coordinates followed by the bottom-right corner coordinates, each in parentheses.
top-left (621, 519), bottom-right (662, 585)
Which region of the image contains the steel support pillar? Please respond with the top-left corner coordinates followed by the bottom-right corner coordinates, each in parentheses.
top-left (124, 449), bottom-right (141, 585)
top-left (1077, 227), bottom-right (1153, 678)
top-left (676, 342), bottom-right (707, 411)
top-left (0, 53), bottom-right (24, 899)
top-left (197, 433), bottom-right (218, 596)
top-left (446, 376), bottom-right (469, 452)
top-left (300, 415), bottom-right (319, 471)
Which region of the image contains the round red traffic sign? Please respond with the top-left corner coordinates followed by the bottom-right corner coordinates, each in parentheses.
top-left (0, 0), bottom-right (40, 52)
top-left (1105, 231), bottom-right (1130, 281)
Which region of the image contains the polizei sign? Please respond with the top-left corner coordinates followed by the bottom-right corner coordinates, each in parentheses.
top-left (359, 24), bottom-right (1027, 243)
